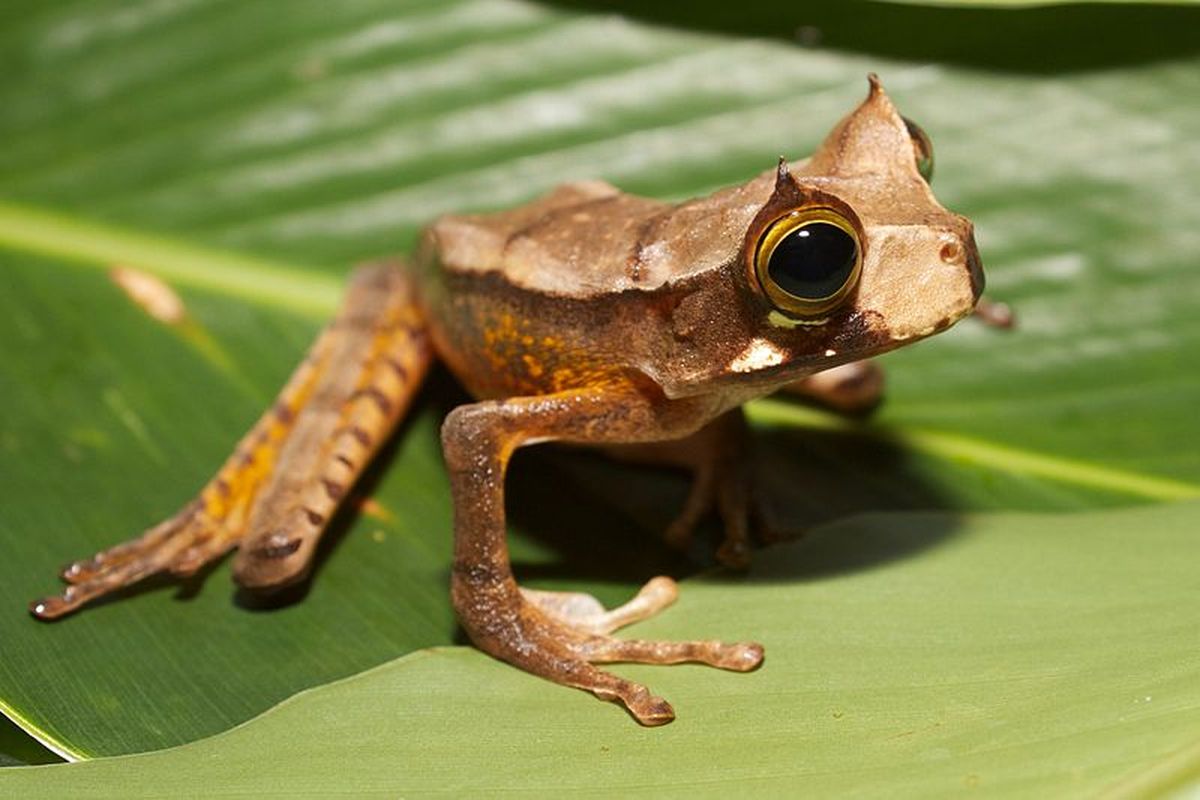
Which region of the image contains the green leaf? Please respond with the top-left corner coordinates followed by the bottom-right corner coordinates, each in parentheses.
top-left (877, 0), bottom-right (1200, 6)
top-left (4, 502), bottom-right (1200, 796)
top-left (1, 0), bottom-right (1198, 763)
top-left (0, 717), bottom-right (58, 768)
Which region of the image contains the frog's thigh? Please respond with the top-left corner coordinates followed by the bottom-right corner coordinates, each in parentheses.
top-left (602, 409), bottom-right (756, 568)
top-left (32, 265), bottom-right (432, 619)
top-left (779, 359), bottom-right (885, 415)
top-left (442, 390), bottom-right (763, 726)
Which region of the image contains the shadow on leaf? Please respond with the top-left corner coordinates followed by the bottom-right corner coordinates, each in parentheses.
top-left (504, 403), bottom-right (963, 598)
top-left (540, 0), bottom-right (1200, 74)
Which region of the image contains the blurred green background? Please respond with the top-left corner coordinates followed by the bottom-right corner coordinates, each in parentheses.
top-left (1, 0), bottom-right (1198, 795)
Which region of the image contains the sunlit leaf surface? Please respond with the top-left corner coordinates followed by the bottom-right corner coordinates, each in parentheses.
top-left (0, 0), bottom-right (1197, 766)
top-left (4, 503), bottom-right (1200, 796)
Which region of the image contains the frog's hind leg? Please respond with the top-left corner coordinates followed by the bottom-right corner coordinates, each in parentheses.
top-left (31, 264), bottom-right (432, 619)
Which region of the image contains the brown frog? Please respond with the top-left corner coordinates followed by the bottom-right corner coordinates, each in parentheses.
top-left (32, 76), bottom-right (982, 726)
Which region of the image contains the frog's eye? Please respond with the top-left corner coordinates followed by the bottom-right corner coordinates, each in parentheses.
top-left (754, 208), bottom-right (862, 317)
top-left (902, 116), bottom-right (934, 183)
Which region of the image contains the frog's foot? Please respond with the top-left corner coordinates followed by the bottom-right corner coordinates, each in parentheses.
top-left (464, 576), bottom-right (763, 726)
top-left (31, 502), bottom-right (238, 619)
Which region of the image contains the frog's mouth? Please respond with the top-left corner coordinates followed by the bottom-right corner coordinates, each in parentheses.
top-left (697, 299), bottom-right (974, 399)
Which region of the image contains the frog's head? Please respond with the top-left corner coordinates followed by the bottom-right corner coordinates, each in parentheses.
top-left (667, 75), bottom-right (983, 398)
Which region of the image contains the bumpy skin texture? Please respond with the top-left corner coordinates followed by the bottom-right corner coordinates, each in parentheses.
top-left (32, 77), bottom-right (982, 726)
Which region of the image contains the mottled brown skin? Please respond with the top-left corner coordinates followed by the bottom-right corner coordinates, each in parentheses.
top-left (32, 77), bottom-right (982, 726)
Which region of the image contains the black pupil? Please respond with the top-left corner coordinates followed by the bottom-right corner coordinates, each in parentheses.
top-left (767, 222), bottom-right (857, 300)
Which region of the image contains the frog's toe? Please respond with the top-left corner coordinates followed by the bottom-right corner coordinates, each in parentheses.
top-left (57, 504), bottom-right (196, 585)
top-left (522, 576), bottom-right (677, 634)
top-left (715, 537), bottom-right (752, 570)
top-left (582, 636), bottom-right (764, 672)
top-left (590, 677), bottom-right (676, 726)
top-left (32, 504), bottom-right (235, 619)
top-left (665, 464), bottom-right (759, 567)
top-left (663, 472), bottom-right (716, 551)
top-left (457, 595), bottom-right (677, 725)
top-left (522, 576), bottom-right (764, 672)
top-left (33, 557), bottom-right (169, 620)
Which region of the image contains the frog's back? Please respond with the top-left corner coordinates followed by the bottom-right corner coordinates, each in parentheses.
top-left (425, 174), bottom-right (775, 296)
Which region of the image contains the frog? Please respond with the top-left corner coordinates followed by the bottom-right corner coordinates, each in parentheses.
top-left (31, 76), bottom-right (982, 726)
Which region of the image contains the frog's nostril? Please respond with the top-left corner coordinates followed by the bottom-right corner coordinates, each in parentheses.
top-left (935, 233), bottom-right (983, 301)
top-left (944, 223), bottom-right (985, 301)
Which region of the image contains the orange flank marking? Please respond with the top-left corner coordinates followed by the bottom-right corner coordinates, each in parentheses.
top-left (198, 348), bottom-right (329, 523)
top-left (551, 367), bottom-right (579, 391)
top-left (475, 309), bottom-right (621, 395)
top-left (521, 354), bottom-right (544, 378)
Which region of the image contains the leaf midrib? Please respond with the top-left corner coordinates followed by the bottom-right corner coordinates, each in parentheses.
top-left (0, 199), bottom-right (338, 317)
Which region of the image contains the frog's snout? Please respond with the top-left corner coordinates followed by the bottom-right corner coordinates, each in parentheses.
top-left (963, 233), bottom-right (985, 302)
top-left (966, 247), bottom-right (985, 301)
top-left (943, 218), bottom-right (985, 301)
top-left (932, 234), bottom-right (984, 320)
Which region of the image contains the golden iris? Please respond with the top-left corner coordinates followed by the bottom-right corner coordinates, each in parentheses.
top-left (754, 209), bottom-right (862, 317)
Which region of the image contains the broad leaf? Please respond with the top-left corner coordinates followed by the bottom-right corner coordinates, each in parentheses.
top-left (0, 717), bottom-right (56, 768)
top-left (1, 0), bottom-right (1198, 761)
top-left (3, 503), bottom-right (1200, 796)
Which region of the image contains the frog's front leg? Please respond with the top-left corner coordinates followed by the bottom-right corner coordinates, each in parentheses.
top-left (973, 296), bottom-right (1016, 329)
top-left (442, 388), bottom-right (764, 726)
top-left (604, 409), bottom-right (763, 569)
top-left (780, 360), bottom-right (886, 416)
top-left (32, 265), bottom-right (432, 618)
